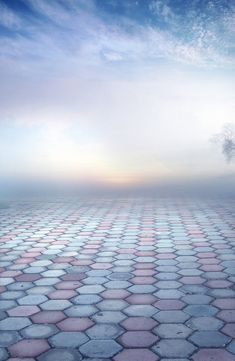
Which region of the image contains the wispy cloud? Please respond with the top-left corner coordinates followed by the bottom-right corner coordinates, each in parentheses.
top-left (0, 0), bottom-right (234, 75)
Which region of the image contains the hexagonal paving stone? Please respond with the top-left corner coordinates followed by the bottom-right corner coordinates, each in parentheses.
top-left (9, 339), bottom-right (50, 357)
top-left (113, 349), bottom-right (159, 361)
top-left (0, 317), bottom-right (31, 330)
top-left (38, 348), bottom-right (82, 361)
top-left (97, 300), bottom-right (128, 311)
top-left (154, 323), bottom-right (192, 338)
top-left (184, 305), bottom-right (218, 317)
top-left (40, 300), bottom-right (71, 311)
top-left (222, 324), bottom-right (235, 338)
top-left (153, 339), bottom-right (196, 358)
top-left (92, 311), bottom-right (126, 323)
top-left (119, 331), bottom-right (158, 347)
top-left (57, 317), bottom-right (94, 331)
top-left (7, 305), bottom-right (40, 317)
top-left (65, 305), bottom-right (97, 317)
top-left (86, 323), bottom-right (124, 339)
top-left (18, 295), bottom-right (48, 305)
top-left (0, 331), bottom-right (21, 347)
top-left (153, 310), bottom-right (190, 323)
top-left (49, 331), bottom-right (89, 347)
top-left (189, 331), bottom-right (230, 347)
top-left (192, 349), bottom-right (235, 361)
top-left (187, 316), bottom-right (224, 330)
top-left (21, 324), bottom-right (58, 338)
top-left (121, 317), bottom-right (157, 330)
top-left (31, 311), bottom-right (65, 324)
top-left (79, 340), bottom-right (122, 358)
top-left (124, 305), bottom-right (156, 317)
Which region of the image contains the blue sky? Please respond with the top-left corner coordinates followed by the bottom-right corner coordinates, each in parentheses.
top-left (0, 0), bottom-right (234, 184)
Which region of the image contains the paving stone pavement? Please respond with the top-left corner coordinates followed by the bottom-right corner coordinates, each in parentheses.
top-left (0, 197), bottom-right (235, 360)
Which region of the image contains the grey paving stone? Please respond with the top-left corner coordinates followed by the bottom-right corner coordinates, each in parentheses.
top-left (49, 331), bottom-right (88, 347)
top-left (153, 339), bottom-right (196, 358)
top-left (0, 348), bottom-right (8, 361)
top-left (227, 340), bottom-right (235, 354)
top-left (182, 294), bottom-right (213, 304)
top-left (154, 323), bottom-right (193, 338)
top-left (124, 305), bottom-right (156, 317)
top-left (97, 300), bottom-right (128, 311)
top-left (79, 339), bottom-right (122, 358)
top-left (18, 294), bottom-right (48, 305)
top-left (38, 348), bottom-right (82, 361)
top-left (21, 324), bottom-right (58, 338)
top-left (154, 310), bottom-right (190, 323)
top-left (186, 316), bottom-right (224, 330)
top-left (184, 305), bottom-right (218, 316)
top-left (0, 317), bottom-right (31, 330)
top-left (65, 305), bottom-right (97, 317)
top-left (0, 331), bottom-right (21, 347)
top-left (86, 323), bottom-right (123, 339)
top-left (41, 300), bottom-right (71, 310)
top-left (189, 331), bottom-right (230, 347)
top-left (72, 294), bottom-right (102, 304)
top-left (92, 311), bottom-right (126, 323)
top-left (128, 285), bottom-right (156, 293)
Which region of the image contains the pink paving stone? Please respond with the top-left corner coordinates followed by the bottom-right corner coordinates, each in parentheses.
top-left (55, 281), bottom-right (82, 289)
top-left (154, 299), bottom-right (185, 310)
top-left (136, 251), bottom-right (156, 256)
top-left (180, 276), bottom-right (205, 284)
top-left (156, 253), bottom-right (176, 259)
top-left (131, 276), bottom-right (156, 285)
top-left (218, 310), bottom-right (235, 322)
top-left (206, 280), bottom-right (232, 288)
top-left (57, 317), bottom-right (94, 331)
top-left (101, 289), bottom-right (130, 299)
top-left (9, 339), bottom-right (50, 358)
top-left (15, 274), bottom-right (41, 282)
top-left (222, 324), bottom-right (235, 338)
top-left (15, 258), bottom-right (35, 264)
top-left (62, 273), bottom-right (85, 281)
top-left (126, 294), bottom-right (157, 305)
top-left (197, 252), bottom-right (216, 258)
top-left (8, 357), bottom-right (36, 361)
top-left (22, 253), bottom-right (41, 258)
top-left (0, 271), bottom-right (22, 277)
top-left (121, 317), bottom-right (157, 330)
top-left (119, 331), bottom-right (158, 348)
top-left (31, 311), bottom-right (66, 323)
top-left (114, 348), bottom-right (159, 361)
top-left (71, 260), bottom-right (94, 266)
top-left (48, 290), bottom-right (77, 299)
top-left (133, 269), bottom-right (156, 276)
top-left (7, 306), bottom-right (40, 316)
top-left (212, 299), bottom-right (235, 309)
top-left (192, 349), bottom-right (235, 361)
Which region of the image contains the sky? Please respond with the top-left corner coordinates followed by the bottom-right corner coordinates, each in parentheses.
top-left (0, 0), bottom-right (235, 186)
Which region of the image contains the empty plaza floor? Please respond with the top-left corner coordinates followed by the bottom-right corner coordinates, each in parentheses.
top-left (0, 197), bottom-right (235, 361)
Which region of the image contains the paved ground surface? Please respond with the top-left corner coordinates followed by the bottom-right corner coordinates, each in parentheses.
top-left (0, 197), bottom-right (235, 361)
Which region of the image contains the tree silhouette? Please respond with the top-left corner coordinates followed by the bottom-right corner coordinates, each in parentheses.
top-left (212, 123), bottom-right (235, 162)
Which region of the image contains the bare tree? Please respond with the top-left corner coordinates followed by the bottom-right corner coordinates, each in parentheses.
top-left (212, 123), bottom-right (235, 162)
